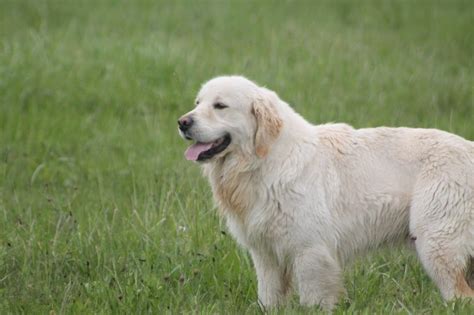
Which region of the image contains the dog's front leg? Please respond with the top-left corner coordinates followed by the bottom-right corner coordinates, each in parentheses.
top-left (294, 246), bottom-right (345, 311)
top-left (251, 250), bottom-right (290, 308)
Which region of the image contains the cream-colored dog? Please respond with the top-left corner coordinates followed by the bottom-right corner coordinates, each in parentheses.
top-left (178, 76), bottom-right (474, 309)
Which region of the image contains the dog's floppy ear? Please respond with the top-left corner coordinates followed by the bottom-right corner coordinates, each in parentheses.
top-left (252, 89), bottom-right (283, 158)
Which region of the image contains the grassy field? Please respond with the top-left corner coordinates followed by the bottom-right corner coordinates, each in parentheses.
top-left (1, 0), bottom-right (473, 313)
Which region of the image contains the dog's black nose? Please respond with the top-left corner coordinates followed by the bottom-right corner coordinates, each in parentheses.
top-left (178, 116), bottom-right (193, 132)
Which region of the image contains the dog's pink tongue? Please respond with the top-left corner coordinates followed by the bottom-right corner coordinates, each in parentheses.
top-left (185, 142), bottom-right (213, 161)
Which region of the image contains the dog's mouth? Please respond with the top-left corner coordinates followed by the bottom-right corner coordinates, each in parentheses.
top-left (184, 134), bottom-right (231, 162)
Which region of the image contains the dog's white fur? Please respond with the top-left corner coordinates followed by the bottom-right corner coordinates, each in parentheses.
top-left (180, 76), bottom-right (474, 309)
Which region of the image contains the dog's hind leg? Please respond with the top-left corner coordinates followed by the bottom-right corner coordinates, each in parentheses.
top-left (413, 228), bottom-right (474, 300)
top-left (410, 178), bottom-right (474, 300)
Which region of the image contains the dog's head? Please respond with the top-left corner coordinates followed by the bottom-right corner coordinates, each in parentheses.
top-left (178, 76), bottom-right (283, 163)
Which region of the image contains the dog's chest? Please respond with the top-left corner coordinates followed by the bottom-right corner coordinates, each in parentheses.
top-left (225, 200), bottom-right (295, 255)
top-left (206, 162), bottom-right (296, 253)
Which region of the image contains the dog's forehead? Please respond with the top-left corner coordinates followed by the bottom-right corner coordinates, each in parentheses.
top-left (196, 77), bottom-right (257, 104)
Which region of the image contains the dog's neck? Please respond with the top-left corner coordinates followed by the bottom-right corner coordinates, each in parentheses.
top-left (261, 101), bottom-right (315, 166)
top-left (202, 152), bottom-right (260, 221)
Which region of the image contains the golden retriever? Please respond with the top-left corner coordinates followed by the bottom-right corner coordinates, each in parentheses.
top-left (178, 76), bottom-right (474, 310)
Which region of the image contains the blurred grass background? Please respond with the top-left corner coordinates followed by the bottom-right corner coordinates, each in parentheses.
top-left (0, 0), bottom-right (473, 313)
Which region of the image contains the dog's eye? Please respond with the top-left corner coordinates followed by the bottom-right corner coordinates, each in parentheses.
top-left (213, 102), bottom-right (228, 110)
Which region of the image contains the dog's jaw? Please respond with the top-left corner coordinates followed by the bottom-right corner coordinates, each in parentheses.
top-left (184, 134), bottom-right (232, 162)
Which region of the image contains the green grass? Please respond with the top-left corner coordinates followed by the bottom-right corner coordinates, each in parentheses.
top-left (1, 0), bottom-right (473, 313)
